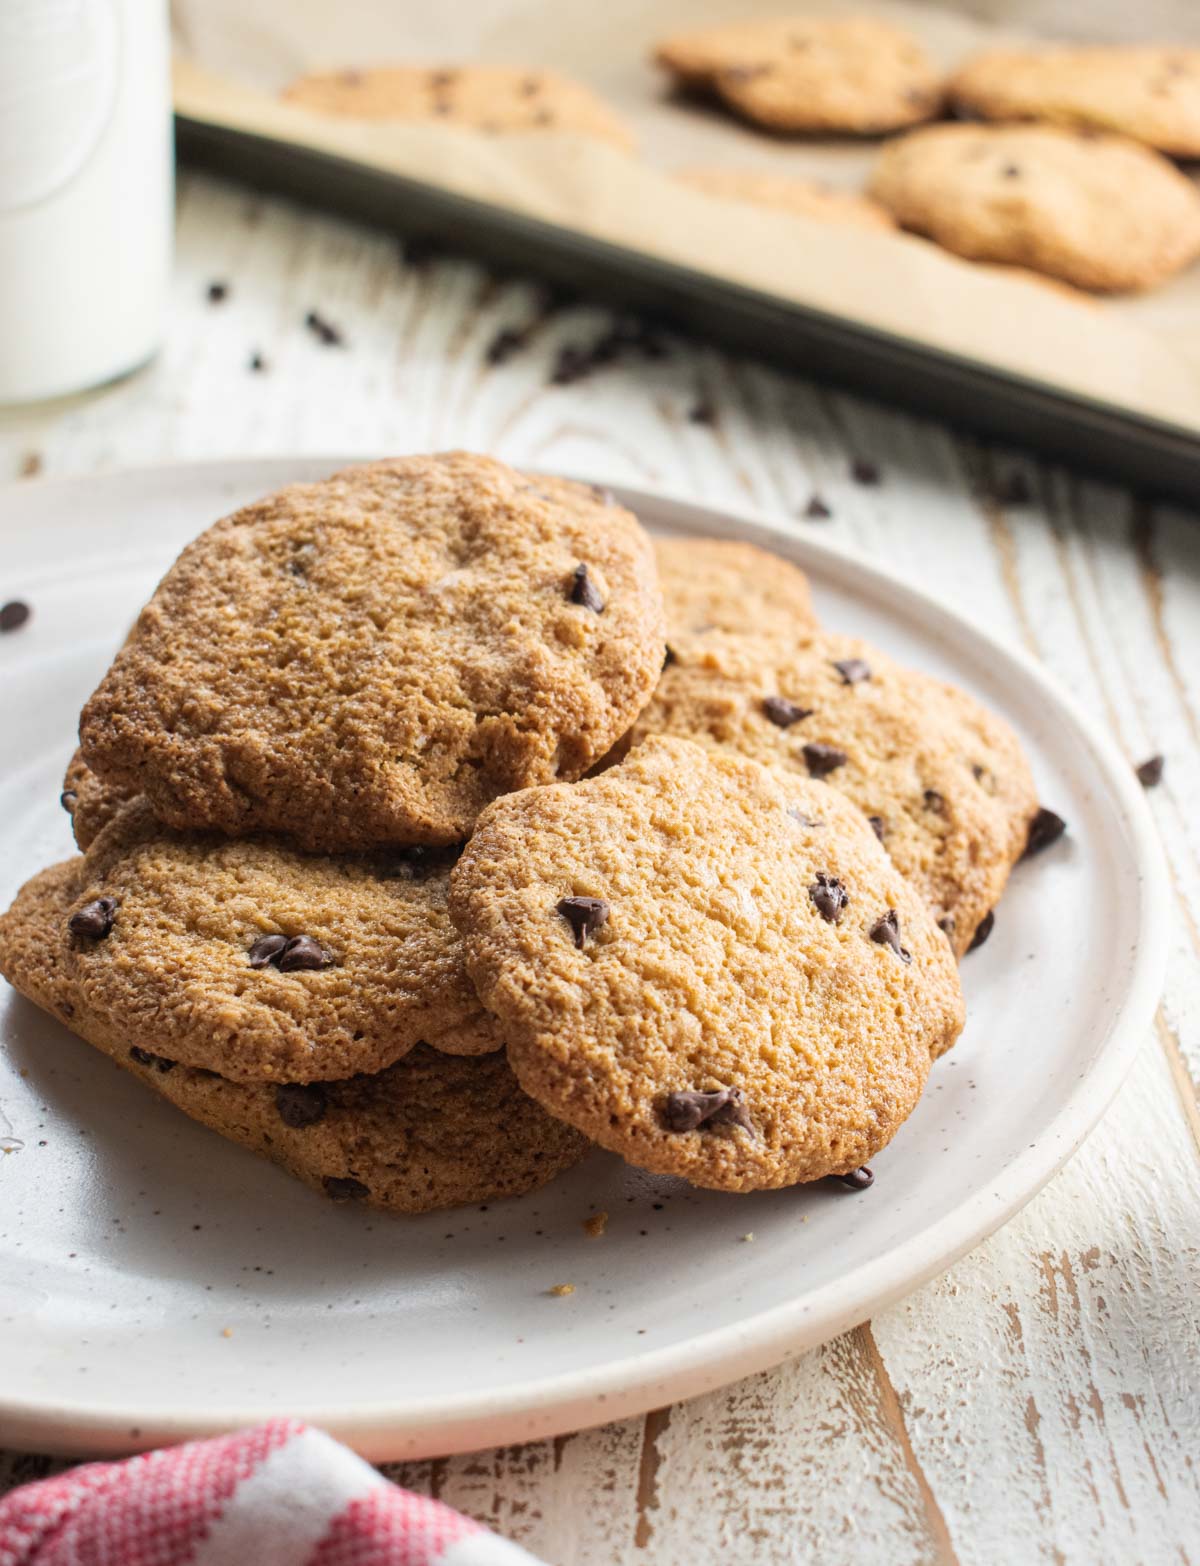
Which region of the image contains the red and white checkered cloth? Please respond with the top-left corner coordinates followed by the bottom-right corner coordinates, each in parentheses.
top-left (0, 1420), bottom-right (543, 1565)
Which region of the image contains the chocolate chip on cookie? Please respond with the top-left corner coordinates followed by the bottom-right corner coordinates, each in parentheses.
top-left (833, 658), bottom-right (871, 685)
top-left (129, 1046), bottom-right (175, 1073)
top-left (835, 1165), bottom-right (875, 1190)
top-left (868, 815), bottom-right (886, 841)
top-left (68, 897), bottom-right (116, 939)
top-left (275, 1083), bottom-right (329, 1128)
top-left (660, 1087), bottom-right (753, 1134)
top-left (967, 909), bottom-right (995, 952)
top-left (763, 695), bottom-right (811, 728)
top-left (323, 1175), bottom-right (370, 1202)
top-left (803, 743), bottom-right (848, 778)
top-left (277, 934), bottom-right (333, 972)
top-left (809, 873), bottom-right (848, 924)
top-left (556, 895), bottom-right (609, 950)
top-left (569, 562), bottom-right (605, 612)
top-left (247, 934), bottom-right (289, 969)
top-left (869, 909), bottom-right (912, 963)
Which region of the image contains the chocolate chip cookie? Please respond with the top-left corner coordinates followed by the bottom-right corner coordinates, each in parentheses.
top-left (869, 123), bottom-right (1200, 292)
top-left (450, 736), bottom-right (964, 1192)
top-left (624, 630), bottom-right (1037, 956)
top-left (0, 856), bottom-right (583, 1212)
top-left (655, 17), bottom-right (943, 134)
top-left (282, 64), bottom-right (634, 152)
top-left (80, 454), bottom-right (666, 850)
top-left (61, 748), bottom-right (133, 850)
top-left (676, 167), bottom-right (896, 231)
top-left (950, 46), bottom-right (1200, 159)
top-left (0, 798), bottom-right (501, 1083)
top-left (656, 535), bottom-right (818, 663)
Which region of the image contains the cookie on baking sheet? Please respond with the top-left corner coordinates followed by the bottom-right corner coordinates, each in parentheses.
top-left (282, 64), bottom-right (634, 152)
top-left (79, 454), bottom-right (666, 850)
top-left (0, 798), bottom-right (501, 1083)
top-left (950, 46), bottom-right (1200, 159)
top-left (451, 736), bottom-right (963, 1193)
top-left (0, 859), bottom-right (583, 1213)
top-left (655, 536), bottom-right (818, 663)
top-left (625, 630), bottom-right (1037, 957)
top-left (869, 124), bottom-right (1200, 293)
top-left (61, 748), bottom-right (133, 850)
top-left (676, 167), bottom-right (895, 231)
top-left (655, 17), bottom-right (943, 134)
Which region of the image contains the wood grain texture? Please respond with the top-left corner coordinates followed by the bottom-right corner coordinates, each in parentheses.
top-left (2, 172), bottom-right (1199, 1564)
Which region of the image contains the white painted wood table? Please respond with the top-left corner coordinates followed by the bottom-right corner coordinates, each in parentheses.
top-left (2, 172), bottom-right (1199, 1564)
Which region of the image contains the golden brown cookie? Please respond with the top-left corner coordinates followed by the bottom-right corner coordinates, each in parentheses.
top-left (676, 166), bottom-right (895, 230)
top-left (0, 858), bottom-right (584, 1213)
top-left (61, 748), bottom-right (133, 850)
top-left (282, 64), bottom-right (634, 152)
top-left (0, 800), bottom-right (501, 1083)
top-left (950, 46), bottom-right (1200, 159)
top-left (624, 630), bottom-right (1037, 956)
top-left (655, 17), bottom-right (943, 134)
top-left (80, 454), bottom-right (666, 850)
top-left (451, 736), bottom-right (964, 1193)
top-left (656, 536), bottom-right (818, 660)
top-left (869, 123), bottom-right (1200, 293)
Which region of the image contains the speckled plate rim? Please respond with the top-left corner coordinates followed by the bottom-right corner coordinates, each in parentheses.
top-left (0, 457), bottom-right (1169, 1461)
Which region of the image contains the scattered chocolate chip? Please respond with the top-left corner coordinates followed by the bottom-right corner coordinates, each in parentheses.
top-left (277, 935), bottom-right (333, 972)
top-left (1135, 754), bottom-right (1164, 788)
top-left (923, 789), bottom-right (945, 813)
top-left (0, 600), bottom-right (31, 633)
top-left (661, 1087), bottom-right (752, 1133)
top-left (688, 399), bottom-right (717, 426)
top-left (550, 345), bottom-right (591, 385)
top-left (966, 909), bottom-right (994, 953)
top-left (868, 815), bottom-right (886, 841)
top-left (803, 494), bottom-right (832, 521)
top-left (377, 842), bottom-right (463, 881)
top-left (663, 646), bottom-right (677, 670)
top-left (323, 1175), bottom-right (369, 1202)
top-left (247, 934), bottom-right (289, 970)
top-left (569, 562), bottom-right (605, 612)
top-left (401, 234), bottom-right (442, 269)
top-left (130, 1046), bottom-right (175, 1073)
top-left (1024, 806), bottom-right (1067, 858)
top-left (850, 459), bottom-right (880, 486)
top-left (869, 909), bottom-right (912, 963)
top-left (835, 1166), bottom-right (874, 1190)
top-left (249, 352), bottom-right (267, 373)
top-left (994, 471), bottom-right (1031, 506)
top-left (833, 658), bottom-right (870, 685)
top-left (275, 1083), bottom-right (329, 1129)
top-left (60, 789), bottom-right (77, 815)
top-left (485, 326), bottom-right (525, 365)
top-left (304, 310), bottom-right (344, 347)
top-left (68, 897), bottom-right (116, 939)
top-left (557, 895), bottom-right (609, 950)
top-left (803, 743), bottom-right (848, 778)
top-left (809, 873), bottom-right (848, 924)
top-left (206, 281), bottom-right (228, 304)
top-left (763, 694), bottom-right (811, 728)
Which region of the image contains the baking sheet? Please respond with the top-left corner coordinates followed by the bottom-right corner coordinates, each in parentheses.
top-left (171, 0), bottom-right (1200, 458)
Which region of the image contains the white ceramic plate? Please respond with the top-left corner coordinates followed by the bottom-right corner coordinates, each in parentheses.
top-left (0, 459), bottom-right (1167, 1461)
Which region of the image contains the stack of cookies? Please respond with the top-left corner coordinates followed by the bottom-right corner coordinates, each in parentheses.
top-left (0, 452), bottom-right (1059, 1212)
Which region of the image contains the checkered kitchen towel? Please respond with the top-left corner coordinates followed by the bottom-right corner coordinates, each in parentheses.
top-left (0, 1420), bottom-right (542, 1565)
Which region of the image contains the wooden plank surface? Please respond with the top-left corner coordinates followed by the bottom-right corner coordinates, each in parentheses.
top-left (1, 173), bottom-right (1198, 1565)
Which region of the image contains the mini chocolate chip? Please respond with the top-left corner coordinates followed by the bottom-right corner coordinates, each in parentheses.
top-left (68, 897), bottom-right (116, 939)
top-left (835, 1166), bottom-right (874, 1190)
top-left (1136, 754), bottom-right (1164, 788)
top-left (207, 281), bottom-right (228, 303)
top-left (1024, 806), bottom-right (1067, 858)
top-left (868, 815), bottom-right (886, 841)
top-left (938, 914), bottom-right (956, 938)
top-left (763, 694), bottom-right (811, 728)
top-left (808, 873), bottom-right (848, 924)
top-left (277, 935), bottom-right (333, 972)
top-left (869, 909), bottom-right (911, 963)
top-left (850, 459), bottom-right (880, 486)
top-left (661, 1087), bottom-right (752, 1133)
top-left (923, 789), bottom-right (945, 813)
top-left (377, 842), bottom-right (463, 881)
top-left (663, 646), bottom-right (677, 670)
top-left (967, 909), bottom-right (994, 952)
top-left (557, 895), bottom-right (609, 950)
top-left (247, 934), bottom-right (289, 969)
top-left (803, 494), bottom-right (832, 521)
top-left (569, 563), bottom-right (605, 613)
top-left (688, 399), bottom-right (717, 425)
top-left (324, 1175), bottom-right (369, 1201)
top-left (0, 601), bottom-right (31, 633)
top-left (833, 658), bottom-right (870, 685)
top-left (803, 743), bottom-right (848, 778)
top-left (60, 789), bottom-right (78, 814)
top-left (129, 1046), bottom-right (175, 1073)
top-left (304, 310), bottom-right (344, 347)
top-left (275, 1083), bottom-right (329, 1129)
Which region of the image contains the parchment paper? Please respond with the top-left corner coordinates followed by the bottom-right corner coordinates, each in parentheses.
top-left (171, 0), bottom-right (1200, 434)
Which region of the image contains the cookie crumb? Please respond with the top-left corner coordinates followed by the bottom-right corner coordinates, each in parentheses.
top-left (741, 1231), bottom-right (755, 1242)
top-left (548, 1282), bottom-right (576, 1297)
top-left (583, 1210), bottom-right (609, 1238)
